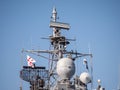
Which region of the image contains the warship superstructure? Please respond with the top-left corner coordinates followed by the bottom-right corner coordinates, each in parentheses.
top-left (20, 7), bottom-right (105, 90)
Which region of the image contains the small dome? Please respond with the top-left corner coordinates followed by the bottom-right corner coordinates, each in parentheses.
top-left (79, 72), bottom-right (91, 84)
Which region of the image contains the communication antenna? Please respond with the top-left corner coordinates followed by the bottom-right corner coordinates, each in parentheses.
top-left (83, 58), bottom-right (89, 71)
top-left (88, 43), bottom-right (93, 90)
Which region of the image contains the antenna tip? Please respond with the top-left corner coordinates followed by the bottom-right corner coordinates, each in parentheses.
top-left (52, 6), bottom-right (57, 14)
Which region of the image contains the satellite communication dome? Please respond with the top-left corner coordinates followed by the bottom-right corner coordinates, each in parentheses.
top-left (79, 72), bottom-right (91, 84)
top-left (56, 57), bottom-right (75, 80)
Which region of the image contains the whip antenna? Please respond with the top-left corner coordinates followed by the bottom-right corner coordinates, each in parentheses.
top-left (88, 43), bottom-right (93, 90)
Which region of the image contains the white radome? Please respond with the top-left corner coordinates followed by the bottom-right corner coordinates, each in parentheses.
top-left (79, 72), bottom-right (91, 84)
top-left (56, 57), bottom-right (75, 80)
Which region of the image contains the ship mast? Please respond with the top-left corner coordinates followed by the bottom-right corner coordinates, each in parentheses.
top-left (20, 7), bottom-right (94, 90)
top-left (49, 7), bottom-right (71, 87)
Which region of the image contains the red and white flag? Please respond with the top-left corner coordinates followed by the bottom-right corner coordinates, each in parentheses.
top-left (27, 55), bottom-right (36, 68)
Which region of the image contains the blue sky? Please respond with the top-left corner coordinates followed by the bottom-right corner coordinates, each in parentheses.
top-left (0, 0), bottom-right (120, 90)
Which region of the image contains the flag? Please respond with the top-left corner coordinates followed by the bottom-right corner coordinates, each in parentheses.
top-left (27, 55), bottom-right (36, 68)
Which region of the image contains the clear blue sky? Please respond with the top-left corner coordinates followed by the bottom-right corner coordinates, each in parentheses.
top-left (0, 0), bottom-right (120, 90)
